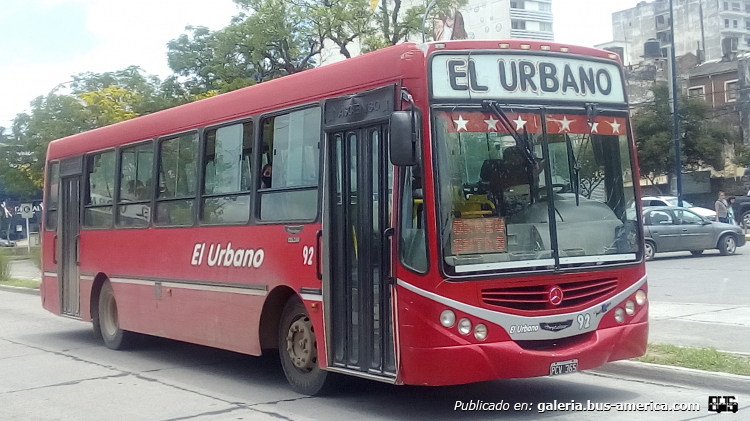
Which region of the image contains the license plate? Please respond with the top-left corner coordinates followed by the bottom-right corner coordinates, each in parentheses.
top-left (549, 359), bottom-right (578, 376)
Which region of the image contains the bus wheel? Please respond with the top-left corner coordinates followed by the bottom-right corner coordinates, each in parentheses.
top-left (98, 280), bottom-right (136, 350)
top-left (278, 297), bottom-right (329, 395)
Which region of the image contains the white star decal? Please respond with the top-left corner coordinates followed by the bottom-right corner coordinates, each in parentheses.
top-left (589, 122), bottom-right (599, 133)
top-left (513, 116), bottom-right (527, 130)
top-left (608, 119), bottom-right (621, 134)
top-left (559, 116), bottom-right (574, 132)
top-left (454, 115), bottom-right (469, 132)
top-left (485, 116), bottom-right (499, 131)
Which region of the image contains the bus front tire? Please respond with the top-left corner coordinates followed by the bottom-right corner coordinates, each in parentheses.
top-left (97, 280), bottom-right (136, 350)
top-left (278, 297), bottom-right (329, 396)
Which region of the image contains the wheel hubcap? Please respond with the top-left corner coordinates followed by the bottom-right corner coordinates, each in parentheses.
top-left (645, 243), bottom-right (654, 259)
top-left (286, 316), bottom-right (316, 372)
top-left (727, 237), bottom-right (736, 254)
top-left (102, 294), bottom-right (118, 337)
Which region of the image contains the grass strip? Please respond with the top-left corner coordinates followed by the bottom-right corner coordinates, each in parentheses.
top-left (0, 278), bottom-right (41, 289)
top-left (636, 343), bottom-right (750, 376)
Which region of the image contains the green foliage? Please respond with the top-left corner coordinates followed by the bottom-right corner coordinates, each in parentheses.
top-left (0, 68), bottom-right (190, 198)
top-left (633, 83), bottom-right (731, 185)
top-left (636, 343), bottom-right (750, 376)
top-left (734, 143), bottom-right (750, 168)
top-left (361, 0), bottom-right (466, 51)
top-left (167, 0), bottom-right (387, 96)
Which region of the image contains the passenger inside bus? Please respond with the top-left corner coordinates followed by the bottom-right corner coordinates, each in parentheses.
top-left (478, 147), bottom-right (543, 218)
top-left (261, 163), bottom-right (272, 188)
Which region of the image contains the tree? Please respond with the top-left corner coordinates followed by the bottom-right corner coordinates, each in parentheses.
top-left (0, 69), bottom-right (188, 199)
top-left (167, 0), bottom-right (347, 95)
top-left (362, 0), bottom-right (467, 51)
top-left (633, 82), bottom-right (729, 188)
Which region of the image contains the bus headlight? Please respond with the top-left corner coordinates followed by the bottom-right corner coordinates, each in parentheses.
top-left (614, 308), bottom-right (626, 323)
top-left (440, 310), bottom-right (456, 328)
top-left (625, 300), bottom-right (635, 316)
top-left (635, 290), bottom-right (647, 306)
top-left (474, 324), bottom-right (488, 341)
top-left (458, 318), bottom-right (472, 335)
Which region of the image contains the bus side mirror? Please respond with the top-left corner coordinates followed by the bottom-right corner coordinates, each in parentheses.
top-left (389, 111), bottom-right (419, 167)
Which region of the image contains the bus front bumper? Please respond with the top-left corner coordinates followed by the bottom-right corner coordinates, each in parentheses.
top-left (398, 321), bottom-right (648, 386)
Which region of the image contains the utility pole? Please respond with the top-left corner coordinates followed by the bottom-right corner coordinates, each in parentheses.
top-left (669, 0), bottom-right (683, 206)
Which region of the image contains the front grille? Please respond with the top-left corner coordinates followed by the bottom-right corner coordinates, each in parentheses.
top-left (481, 278), bottom-right (618, 311)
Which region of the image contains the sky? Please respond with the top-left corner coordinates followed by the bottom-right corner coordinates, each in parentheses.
top-left (0, 0), bottom-right (645, 129)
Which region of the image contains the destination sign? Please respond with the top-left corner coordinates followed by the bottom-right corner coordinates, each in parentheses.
top-left (452, 217), bottom-right (507, 254)
top-left (431, 54), bottom-right (625, 103)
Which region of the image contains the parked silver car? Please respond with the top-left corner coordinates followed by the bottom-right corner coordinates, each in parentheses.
top-left (641, 195), bottom-right (716, 219)
top-left (0, 238), bottom-right (15, 247)
top-left (643, 206), bottom-right (746, 260)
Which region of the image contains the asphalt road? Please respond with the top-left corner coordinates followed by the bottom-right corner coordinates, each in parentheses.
top-left (1, 289), bottom-right (747, 421)
top-left (645, 246), bottom-right (750, 353)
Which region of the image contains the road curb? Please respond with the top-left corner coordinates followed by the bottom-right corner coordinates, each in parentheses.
top-left (0, 285), bottom-right (40, 296)
top-left (591, 360), bottom-right (750, 393)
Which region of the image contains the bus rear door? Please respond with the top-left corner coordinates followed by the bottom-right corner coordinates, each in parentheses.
top-left (58, 156), bottom-right (83, 317)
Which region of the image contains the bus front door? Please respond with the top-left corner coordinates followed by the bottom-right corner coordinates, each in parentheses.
top-left (59, 176), bottom-right (80, 317)
top-left (328, 124), bottom-right (396, 378)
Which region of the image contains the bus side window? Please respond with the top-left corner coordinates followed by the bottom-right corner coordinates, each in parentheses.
top-left (155, 132), bottom-right (198, 226)
top-left (400, 166), bottom-right (428, 273)
top-left (84, 150), bottom-right (116, 228)
top-left (45, 162), bottom-right (60, 231)
top-left (259, 107), bottom-right (321, 222)
top-left (200, 122), bottom-right (254, 224)
top-left (117, 142), bottom-right (153, 227)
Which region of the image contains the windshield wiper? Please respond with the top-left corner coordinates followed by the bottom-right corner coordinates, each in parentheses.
top-left (482, 100), bottom-right (536, 167)
top-left (573, 103), bottom-right (598, 169)
top-left (565, 134), bottom-right (581, 206)
top-left (568, 103), bottom-right (599, 206)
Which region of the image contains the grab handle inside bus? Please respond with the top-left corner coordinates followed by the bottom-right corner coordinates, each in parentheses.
top-left (52, 235), bottom-right (58, 264)
top-left (316, 229), bottom-right (322, 280)
top-left (383, 227), bottom-right (395, 284)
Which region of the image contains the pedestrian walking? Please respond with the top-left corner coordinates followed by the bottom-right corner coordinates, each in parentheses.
top-left (726, 196), bottom-right (736, 225)
top-left (715, 191), bottom-right (729, 223)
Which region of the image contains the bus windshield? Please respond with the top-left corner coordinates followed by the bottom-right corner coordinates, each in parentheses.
top-left (434, 109), bottom-right (640, 274)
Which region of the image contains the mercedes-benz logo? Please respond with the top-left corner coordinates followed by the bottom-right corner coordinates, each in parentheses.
top-left (548, 286), bottom-right (564, 306)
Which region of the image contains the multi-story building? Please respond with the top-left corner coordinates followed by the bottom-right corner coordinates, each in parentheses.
top-left (473, 0), bottom-right (553, 41)
top-left (433, 0), bottom-right (553, 41)
top-left (603, 0), bottom-right (750, 66)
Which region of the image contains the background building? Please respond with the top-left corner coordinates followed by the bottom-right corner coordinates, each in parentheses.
top-left (606, 0), bottom-right (750, 66)
top-left (430, 0), bottom-right (553, 41)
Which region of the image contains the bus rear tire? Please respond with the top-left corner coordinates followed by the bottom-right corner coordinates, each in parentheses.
top-left (278, 297), bottom-right (329, 395)
top-left (97, 280), bottom-right (136, 350)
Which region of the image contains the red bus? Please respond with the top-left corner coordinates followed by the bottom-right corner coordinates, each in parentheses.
top-left (42, 40), bottom-right (648, 395)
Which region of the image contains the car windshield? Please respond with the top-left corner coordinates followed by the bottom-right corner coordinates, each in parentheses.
top-left (434, 109), bottom-right (640, 274)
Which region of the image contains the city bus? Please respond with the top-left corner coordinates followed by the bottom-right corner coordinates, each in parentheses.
top-left (41, 40), bottom-right (648, 395)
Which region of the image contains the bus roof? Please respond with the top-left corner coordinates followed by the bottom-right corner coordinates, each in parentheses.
top-left (47, 42), bottom-right (419, 160)
top-left (47, 40), bottom-right (620, 160)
